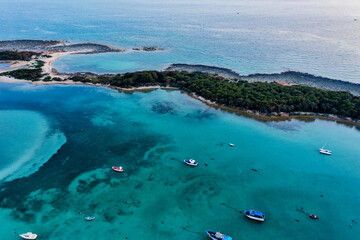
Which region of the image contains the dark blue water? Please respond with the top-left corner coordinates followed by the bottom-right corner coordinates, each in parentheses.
top-left (1, 0), bottom-right (360, 82)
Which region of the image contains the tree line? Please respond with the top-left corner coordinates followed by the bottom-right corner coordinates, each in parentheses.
top-left (0, 51), bottom-right (41, 61)
top-left (70, 71), bottom-right (360, 119)
top-left (1, 67), bottom-right (359, 119)
top-left (0, 60), bottom-right (44, 81)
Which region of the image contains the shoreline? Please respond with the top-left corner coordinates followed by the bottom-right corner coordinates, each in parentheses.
top-left (167, 63), bottom-right (360, 96)
top-left (41, 51), bottom-right (75, 78)
top-left (186, 91), bottom-right (360, 127)
top-left (0, 41), bottom-right (359, 126)
top-left (1, 74), bottom-right (358, 127)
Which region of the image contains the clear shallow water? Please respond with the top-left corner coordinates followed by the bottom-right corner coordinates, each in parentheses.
top-left (0, 110), bottom-right (66, 182)
top-left (0, 82), bottom-right (359, 239)
top-left (1, 0), bottom-right (360, 81)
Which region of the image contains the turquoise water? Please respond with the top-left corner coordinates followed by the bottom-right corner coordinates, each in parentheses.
top-left (1, 0), bottom-right (360, 81)
top-left (0, 110), bottom-right (66, 182)
top-left (1, 0), bottom-right (360, 239)
top-left (0, 82), bottom-right (359, 239)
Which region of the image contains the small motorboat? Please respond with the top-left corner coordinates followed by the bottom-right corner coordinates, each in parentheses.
top-left (112, 166), bottom-right (123, 172)
top-left (229, 143), bottom-right (235, 147)
top-left (85, 216), bottom-right (96, 221)
top-left (244, 209), bottom-right (265, 222)
top-left (184, 159), bottom-right (198, 167)
top-left (206, 230), bottom-right (232, 240)
top-left (309, 214), bottom-right (318, 219)
top-left (19, 232), bottom-right (37, 240)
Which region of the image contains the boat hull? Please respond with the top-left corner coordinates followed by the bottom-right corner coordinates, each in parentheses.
top-left (246, 215), bottom-right (265, 221)
top-left (184, 159), bottom-right (198, 167)
top-left (112, 167), bottom-right (123, 172)
top-left (244, 210), bottom-right (265, 222)
top-left (206, 230), bottom-right (232, 240)
top-left (19, 233), bottom-right (37, 240)
top-left (319, 147), bottom-right (332, 155)
top-left (319, 151), bottom-right (331, 155)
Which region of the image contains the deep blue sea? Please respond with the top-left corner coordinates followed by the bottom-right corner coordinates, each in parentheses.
top-left (1, 1), bottom-right (360, 239)
top-left (1, 0), bottom-right (360, 82)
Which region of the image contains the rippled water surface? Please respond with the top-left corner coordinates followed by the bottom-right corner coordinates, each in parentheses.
top-left (0, 82), bottom-right (359, 239)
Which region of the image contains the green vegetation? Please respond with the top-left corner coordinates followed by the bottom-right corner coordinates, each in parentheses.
top-left (1, 68), bottom-right (43, 81)
top-left (34, 60), bottom-right (44, 68)
top-left (0, 51), bottom-right (40, 61)
top-left (0, 60), bottom-right (45, 81)
top-left (71, 71), bottom-right (360, 120)
top-left (42, 76), bottom-right (62, 82)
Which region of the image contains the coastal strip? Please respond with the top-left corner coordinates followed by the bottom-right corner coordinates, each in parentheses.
top-left (167, 63), bottom-right (360, 96)
top-left (0, 40), bottom-right (124, 53)
top-left (1, 40), bottom-right (359, 126)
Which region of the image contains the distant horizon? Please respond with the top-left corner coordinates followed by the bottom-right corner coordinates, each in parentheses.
top-left (1, 0), bottom-right (360, 82)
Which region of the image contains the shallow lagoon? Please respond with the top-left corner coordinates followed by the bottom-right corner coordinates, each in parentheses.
top-left (0, 82), bottom-right (359, 239)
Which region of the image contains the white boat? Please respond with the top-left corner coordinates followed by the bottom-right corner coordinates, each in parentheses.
top-left (229, 143), bottom-right (235, 147)
top-left (319, 143), bottom-right (332, 155)
top-left (184, 159), bottom-right (198, 167)
top-left (19, 232), bottom-right (37, 240)
top-left (319, 148), bottom-right (332, 155)
top-left (85, 216), bottom-right (96, 221)
top-left (244, 210), bottom-right (265, 222)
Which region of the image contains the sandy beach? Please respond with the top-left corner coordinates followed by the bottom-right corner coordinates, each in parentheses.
top-left (9, 60), bottom-right (29, 68)
top-left (0, 75), bottom-right (81, 85)
top-left (42, 51), bottom-right (75, 78)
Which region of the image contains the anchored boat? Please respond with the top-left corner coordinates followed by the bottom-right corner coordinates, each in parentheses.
top-left (244, 209), bottom-right (265, 222)
top-left (184, 159), bottom-right (198, 167)
top-left (206, 230), bottom-right (232, 240)
top-left (229, 143), bottom-right (235, 147)
top-left (19, 232), bottom-right (37, 240)
top-left (85, 216), bottom-right (96, 221)
top-left (319, 143), bottom-right (332, 155)
top-left (112, 166), bottom-right (123, 172)
top-left (309, 214), bottom-right (318, 219)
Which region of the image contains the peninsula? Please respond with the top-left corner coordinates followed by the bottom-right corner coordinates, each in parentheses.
top-left (0, 40), bottom-right (359, 125)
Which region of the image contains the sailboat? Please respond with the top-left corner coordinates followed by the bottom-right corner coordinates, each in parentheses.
top-left (319, 143), bottom-right (332, 155)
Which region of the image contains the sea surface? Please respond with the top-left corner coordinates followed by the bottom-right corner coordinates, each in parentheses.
top-left (1, 0), bottom-right (360, 82)
top-left (0, 82), bottom-right (360, 240)
top-left (1, 1), bottom-right (360, 239)
top-left (0, 63), bottom-right (12, 70)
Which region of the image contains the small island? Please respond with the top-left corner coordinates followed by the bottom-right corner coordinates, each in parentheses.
top-left (0, 40), bottom-right (359, 125)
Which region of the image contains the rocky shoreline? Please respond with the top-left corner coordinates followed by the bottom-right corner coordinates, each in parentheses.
top-left (185, 91), bottom-right (360, 126)
top-left (132, 46), bottom-right (165, 51)
top-left (167, 63), bottom-right (241, 79)
top-left (167, 63), bottom-right (360, 96)
top-left (0, 40), bottom-right (64, 51)
top-left (0, 40), bottom-right (165, 54)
